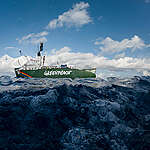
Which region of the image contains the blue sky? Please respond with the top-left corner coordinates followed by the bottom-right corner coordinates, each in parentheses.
top-left (0, 0), bottom-right (150, 77)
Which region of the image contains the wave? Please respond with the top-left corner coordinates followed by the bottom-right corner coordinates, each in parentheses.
top-left (0, 76), bottom-right (150, 149)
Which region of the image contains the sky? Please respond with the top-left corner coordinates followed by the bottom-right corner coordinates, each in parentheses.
top-left (0, 0), bottom-right (150, 78)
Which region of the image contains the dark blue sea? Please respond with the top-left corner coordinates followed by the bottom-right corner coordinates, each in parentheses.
top-left (0, 76), bottom-right (150, 150)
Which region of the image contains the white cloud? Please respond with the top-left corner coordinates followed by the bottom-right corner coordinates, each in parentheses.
top-left (95, 35), bottom-right (150, 53)
top-left (45, 47), bottom-right (150, 71)
top-left (46, 2), bottom-right (92, 29)
top-left (145, 0), bottom-right (150, 3)
top-left (0, 55), bottom-right (28, 76)
top-left (4, 47), bottom-right (17, 50)
top-left (1, 47), bottom-right (150, 77)
top-left (115, 52), bottom-right (125, 59)
top-left (30, 37), bottom-right (47, 45)
top-left (17, 31), bottom-right (48, 45)
top-left (34, 31), bottom-right (49, 37)
top-left (51, 47), bottom-right (71, 55)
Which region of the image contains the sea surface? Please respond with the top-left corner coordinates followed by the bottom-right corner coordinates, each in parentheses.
top-left (0, 76), bottom-right (150, 150)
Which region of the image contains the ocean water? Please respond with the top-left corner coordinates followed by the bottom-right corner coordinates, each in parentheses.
top-left (0, 76), bottom-right (150, 150)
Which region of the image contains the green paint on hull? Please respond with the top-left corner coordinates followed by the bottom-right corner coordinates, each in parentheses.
top-left (15, 68), bottom-right (96, 79)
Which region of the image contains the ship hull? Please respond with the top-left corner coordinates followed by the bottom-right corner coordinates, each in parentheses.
top-left (15, 68), bottom-right (96, 79)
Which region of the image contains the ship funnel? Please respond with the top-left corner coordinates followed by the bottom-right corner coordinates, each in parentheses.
top-left (37, 51), bottom-right (41, 56)
top-left (37, 43), bottom-right (43, 56)
top-left (40, 43), bottom-right (43, 51)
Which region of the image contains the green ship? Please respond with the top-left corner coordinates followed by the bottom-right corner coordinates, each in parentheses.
top-left (15, 43), bottom-right (96, 79)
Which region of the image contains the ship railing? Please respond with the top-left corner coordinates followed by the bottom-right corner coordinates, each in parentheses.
top-left (20, 66), bottom-right (42, 70)
top-left (40, 65), bottom-right (75, 69)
